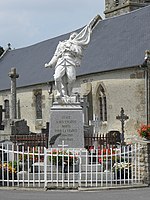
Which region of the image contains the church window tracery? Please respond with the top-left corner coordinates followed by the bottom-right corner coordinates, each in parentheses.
top-left (98, 85), bottom-right (107, 122)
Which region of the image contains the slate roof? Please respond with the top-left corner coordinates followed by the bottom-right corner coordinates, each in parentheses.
top-left (0, 5), bottom-right (150, 91)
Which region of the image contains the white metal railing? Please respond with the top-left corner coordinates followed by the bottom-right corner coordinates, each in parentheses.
top-left (0, 143), bottom-right (143, 188)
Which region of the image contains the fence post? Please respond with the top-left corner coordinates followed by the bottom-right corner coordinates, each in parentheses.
top-left (78, 149), bottom-right (82, 188)
top-left (44, 147), bottom-right (47, 189)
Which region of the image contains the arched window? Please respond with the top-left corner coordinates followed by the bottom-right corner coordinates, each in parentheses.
top-left (4, 99), bottom-right (10, 119)
top-left (98, 85), bottom-right (107, 122)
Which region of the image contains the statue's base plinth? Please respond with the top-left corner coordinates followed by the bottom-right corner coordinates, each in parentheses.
top-left (49, 102), bottom-right (84, 148)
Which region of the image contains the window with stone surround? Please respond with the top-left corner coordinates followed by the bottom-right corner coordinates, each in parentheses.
top-left (4, 99), bottom-right (10, 119)
top-left (34, 89), bottom-right (42, 119)
top-left (98, 85), bottom-right (107, 122)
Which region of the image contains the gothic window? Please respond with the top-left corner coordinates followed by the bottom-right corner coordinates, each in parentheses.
top-left (34, 90), bottom-right (42, 119)
top-left (98, 85), bottom-right (107, 122)
top-left (4, 99), bottom-right (10, 119)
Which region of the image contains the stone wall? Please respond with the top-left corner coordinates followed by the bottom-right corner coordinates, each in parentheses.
top-left (79, 68), bottom-right (145, 139)
top-left (104, 0), bottom-right (150, 18)
top-left (138, 141), bottom-right (150, 185)
top-left (0, 67), bottom-right (146, 140)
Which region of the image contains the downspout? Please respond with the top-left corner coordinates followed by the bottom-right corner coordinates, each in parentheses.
top-left (146, 68), bottom-right (149, 125)
top-left (142, 50), bottom-right (150, 125)
top-left (147, 51), bottom-right (150, 124)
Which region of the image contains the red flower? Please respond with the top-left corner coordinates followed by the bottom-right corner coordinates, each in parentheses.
top-left (138, 124), bottom-right (150, 138)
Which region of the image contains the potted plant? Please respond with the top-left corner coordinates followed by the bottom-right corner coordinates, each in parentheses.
top-left (49, 149), bottom-right (77, 166)
top-left (112, 161), bottom-right (131, 180)
top-left (138, 124), bottom-right (150, 140)
top-left (97, 147), bottom-right (116, 171)
top-left (0, 161), bottom-right (17, 186)
top-left (49, 149), bottom-right (77, 173)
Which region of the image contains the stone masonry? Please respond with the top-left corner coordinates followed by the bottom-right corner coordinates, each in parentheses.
top-left (138, 140), bottom-right (150, 185)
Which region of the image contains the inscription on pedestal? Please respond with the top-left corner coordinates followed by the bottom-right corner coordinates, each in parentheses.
top-left (55, 115), bottom-right (77, 142)
top-left (49, 104), bottom-right (84, 148)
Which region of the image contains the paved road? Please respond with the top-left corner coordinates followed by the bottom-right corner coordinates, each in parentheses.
top-left (0, 187), bottom-right (150, 200)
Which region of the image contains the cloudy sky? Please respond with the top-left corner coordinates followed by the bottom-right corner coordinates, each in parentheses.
top-left (0, 0), bottom-right (105, 49)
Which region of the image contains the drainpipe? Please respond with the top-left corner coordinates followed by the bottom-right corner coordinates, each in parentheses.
top-left (147, 51), bottom-right (150, 125)
top-left (142, 50), bottom-right (150, 125)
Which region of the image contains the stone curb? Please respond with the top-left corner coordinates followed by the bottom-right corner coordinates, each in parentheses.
top-left (0, 184), bottom-right (149, 191)
top-left (0, 187), bottom-right (46, 191)
top-left (78, 184), bottom-right (149, 191)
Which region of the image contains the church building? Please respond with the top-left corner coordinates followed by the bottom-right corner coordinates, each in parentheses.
top-left (0, 0), bottom-right (150, 143)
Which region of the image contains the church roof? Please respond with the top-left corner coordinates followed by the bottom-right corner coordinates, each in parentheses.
top-left (0, 5), bottom-right (150, 91)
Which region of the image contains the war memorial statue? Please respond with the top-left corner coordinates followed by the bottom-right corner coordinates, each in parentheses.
top-left (45, 15), bottom-right (101, 103)
top-left (45, 15), bottom-right (101, 148)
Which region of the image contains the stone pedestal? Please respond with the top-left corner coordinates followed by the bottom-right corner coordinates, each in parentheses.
top-left (49, 102), bottom-right (84, 148)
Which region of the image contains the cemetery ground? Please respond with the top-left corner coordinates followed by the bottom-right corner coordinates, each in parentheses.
top-left (0, 187), bottom-right (150, 200)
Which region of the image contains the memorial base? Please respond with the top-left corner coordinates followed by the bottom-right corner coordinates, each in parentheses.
top-left (49, 102), bottom-right (84, 148)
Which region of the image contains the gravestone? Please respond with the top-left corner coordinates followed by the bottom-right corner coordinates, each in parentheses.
top-left (11, 119), bottom-right (29, 135)
top-left (49, 102), bottom-right (84, 148)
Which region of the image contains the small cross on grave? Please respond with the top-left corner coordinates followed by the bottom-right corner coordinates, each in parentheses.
top-left (81, 96), bottom-right (89, 125)
top-left (90, 115), bottom-right (101, 135)
top-left (116, 107), bottom-right (129, 144)
top-left (0, 105), bottom-right (5, 130)
top-left (58, 140), bottom-right (68, 151)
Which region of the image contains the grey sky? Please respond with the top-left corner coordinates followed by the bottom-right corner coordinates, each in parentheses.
top-left (0, 0), bottom-right (105, 49)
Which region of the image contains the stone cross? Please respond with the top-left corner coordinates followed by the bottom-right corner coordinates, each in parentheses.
top-left (8, 68), bottom-right (19, 119)
top-left (116, 107), bottom-right (129, 144)
top-left (80, 96), bottom-right (89, 125)
top-left (90, 114), bottom-right (100, 135)
top-left (58, 140), bottom-right (68, 151)
top-left (0, 105), bottom-right (5, 130)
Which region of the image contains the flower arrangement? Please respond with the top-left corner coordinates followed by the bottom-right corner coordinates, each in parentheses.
top-left (112, 161), bottom-right (132, 179)
top-left (0, 161), bottom-right (18, 182)
top-left (19, 154), bottom-right (27, 162)
top-left (112, 162), bottom-right (131, 171)
top-left (49, 149), bottom-right (77, 166)
top-left (88, 146), bottom-right (116, 164)
top-left (19, 148), bottom-right (44, 163)
top-left (98, 148), bottom-right (116, 163)
top-left (0, 161), bottom-right (17, 177)
top-left (138, 124), bottom-right (150, 139)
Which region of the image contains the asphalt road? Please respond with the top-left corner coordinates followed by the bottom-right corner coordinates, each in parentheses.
top-left (0, 187), bottom-right (150, 200)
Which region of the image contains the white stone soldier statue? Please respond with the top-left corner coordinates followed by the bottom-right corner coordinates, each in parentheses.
top-left (45, 15), bottom-right (101, 102)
